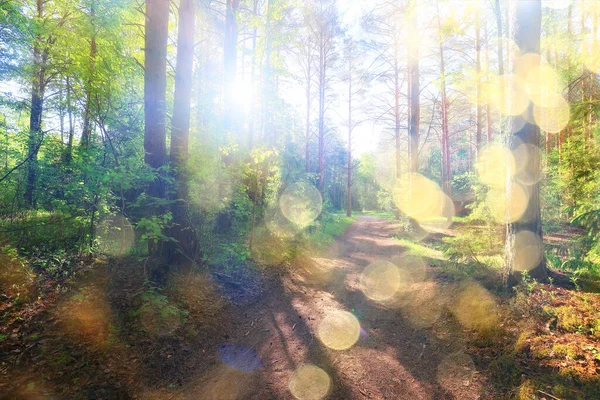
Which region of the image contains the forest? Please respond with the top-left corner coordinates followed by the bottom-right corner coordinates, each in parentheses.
top-left (1, 0), bottom-right (600, 398)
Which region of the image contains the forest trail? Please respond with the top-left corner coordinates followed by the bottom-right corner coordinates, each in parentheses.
top-left (191, 216), bottom-right (492, 400)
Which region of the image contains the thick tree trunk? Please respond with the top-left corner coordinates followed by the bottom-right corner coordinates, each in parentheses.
top-left (505, 0), bottom-right (547, 284)
top-left (144, 0), bottom-right (169, 256)
top-left (168, 0), bottom-right (197, 264)
top-left (24, 0), bottom-right (46, 208)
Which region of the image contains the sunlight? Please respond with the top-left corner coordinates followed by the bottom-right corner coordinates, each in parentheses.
top-left (95, 215), bottom-right (135, 256)
top-left (489, 74), bottom-right (530, 116)
top-left (533, 96), bottom-right (571, 133)
top-left (542, 0), bottom-right (573, 10)
top-left (288, 365), bottom-right (331, 400)
top-left (514, 143), bottom-right (543, 186)
top-left (393, 173), bottom-right (451, 226)
top-left (280, 182), bottom-right (323, 228)
top-left (487, 182), bottom-right (530, 224)
top-left (231, 79), bottom-right (255, 114)
top-left (360, 260), bottom-right (404, 303)
top-left (451, 282), bottom-right (499, 332)
top-left (476, 145), bottom-right (516, 189)
top-left (513, 230), bottom-right (544, 272)
top-left (317, 310), bottom-right (361, 351)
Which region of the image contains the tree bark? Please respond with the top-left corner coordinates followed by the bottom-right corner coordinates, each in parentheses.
top-left (347, 56), bottom-right (353, 217)
top-left (436, 0), bottom-right (451, 195)
top-left (80, 1), bottom-right (97, 151)
top-left (305, 42), bottom-right (312, 173)
top-left (505, 0), bottom-right (547, 284)
top-left (318, 31), bottom-right (326, 194)
top-left (475, 19), bottom-right (482, 160)
top-left (408, 0), bottom-right (419, 173)
top-left (168, 0), bottom-right (197, 264)
top-left (24, 0), bottom-right (46, 208)
top-left (224, 0), bottom-right (240, 134)
top-left (144, 0), bottom-right (169, 256)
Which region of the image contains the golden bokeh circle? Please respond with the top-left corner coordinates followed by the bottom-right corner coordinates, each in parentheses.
top-left (488, 183), bottom-right (529, 224)
top-left (280, 182), bottom-right (323, 228)
top-left (360, 260), bottom-right (403, 302)
top-left (289, 365), bottom-right (331, 400)
top-left (533, 96), bottom-right (570, 133)
top-left (476, 145), bottom-right (516, 189)
top-left (317, 310), bottom-right (360, 351)
top-left (514, 230), bottom-right (544, 271)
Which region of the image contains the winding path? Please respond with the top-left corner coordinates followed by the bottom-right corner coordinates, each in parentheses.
top-left (192, 216), bottom-right (491, 400)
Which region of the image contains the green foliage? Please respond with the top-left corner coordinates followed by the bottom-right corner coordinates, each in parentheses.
top-left (136, 212), bottom-right (174, 243)
top-left (132, 287), bottom-right (188, 335)
top-left (303, 213), bottom-right (355, 252)
top-left (0, 243), bottom-right (36, 303)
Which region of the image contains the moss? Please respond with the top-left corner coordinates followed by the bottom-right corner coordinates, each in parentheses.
top-left (472, 326), bottom-right (507, 348)
top-left (514, 329), bottom-right (535, 353)
top-left (516, 380), bottom-right (537, 400)
top-left (552, 306), bottom-right (583, 332)
top-left (552, 343), bottom-right (580, 359)
top-left (489, 352), bottom-right (522, 388)
top-left (530, 337), bottom-right (552, 359)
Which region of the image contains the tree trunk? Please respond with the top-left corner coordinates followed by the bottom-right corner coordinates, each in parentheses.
top-left (65, 75), bottom-right (74, 164)
top-left (168, 0), bottom-right (197, 264)
top-left (81, 1), bottom-right (97, 151)
top-left (305, 50), bottom-right (312, 173)
top-left (347, 57), bottom-right (352, 217)
top-left (24, 0), bottom-right (46, 208)
top-left (318, 32), bottom-right (326, 194)
top-left (144, 0), bottom-right (169, 254)
top-left (494, 0), bottom-right (504, 75)
top-left (408, 1), bottom-right (419, 173)
top-left (475, 20), bottom-right (482, 160)
top-left (505, 0), bottom-right (547, 284)
top-left (436, 0), bottom-right (451, 194)
top-left (394, 38), bottom-right (402, 180)
top-left (224, 0), bottom-right (240, 134)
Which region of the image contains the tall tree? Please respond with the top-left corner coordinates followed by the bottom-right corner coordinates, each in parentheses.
top-left (407, 0), bottom-right (420, 173)
top-left (307, 0), bottom-right (339, 195)
top-left (24, 0), bottom-right (48, 207)
top-left (362, 1), bottom-right (405, 180)
top-left (224, 0), bottom-right (240, 134)
top-left (80, 0), bottom-right (97, 151)
top-left (505, 0), bottom-right (547, 283)
top-left (144, 0), bottom-right (169, 229)
top-left (168, 0), bottom-right (197, 263)
top-left (342, 38), bottom-right (364, 217)
top-left (435, 0), bottom-right (451, 195)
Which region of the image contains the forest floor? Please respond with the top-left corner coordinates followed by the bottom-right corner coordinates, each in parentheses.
top-left (1, 216), bottom-right (599, 399)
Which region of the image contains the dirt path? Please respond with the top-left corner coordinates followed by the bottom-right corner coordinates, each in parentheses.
top-left (1, 216), bottom-right (496, 399)
top-left (189, 216), bottom-right (492, 400)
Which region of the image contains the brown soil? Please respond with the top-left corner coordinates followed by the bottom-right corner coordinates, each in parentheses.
top-left (185, 216), bottom-right (493, 400)
top-left (1, 216), bottom-right (495, 399)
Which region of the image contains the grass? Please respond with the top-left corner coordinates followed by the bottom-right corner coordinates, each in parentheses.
top-left (355, 210), bottom-right (395, 219)
top-left (305, 213), bottom-right (356, 252)
top-left (395, 238), bottom-right (445, 260)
